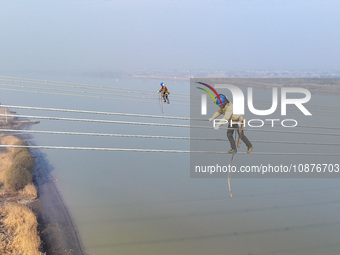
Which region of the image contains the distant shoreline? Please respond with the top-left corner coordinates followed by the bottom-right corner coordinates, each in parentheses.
top-left (190, 77), bottom-right (340, 95)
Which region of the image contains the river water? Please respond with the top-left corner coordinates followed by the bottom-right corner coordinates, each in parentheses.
top-left (1, 72), bottom-right (340, 255)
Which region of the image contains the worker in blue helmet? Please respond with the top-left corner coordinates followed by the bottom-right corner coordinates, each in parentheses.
top-left (209, 94), bottom-right (253, 153)
top-left (158, 82), bottom-right (170, 104)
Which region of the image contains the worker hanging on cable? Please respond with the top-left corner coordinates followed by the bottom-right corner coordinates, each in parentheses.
top-left (158, 82), bottom-right (170, 104)
top-left (209, 94), bottom-right (253, 154)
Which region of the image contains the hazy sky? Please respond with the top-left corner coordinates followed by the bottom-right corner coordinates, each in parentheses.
top-left (1, 0), bottom-right (339, 72)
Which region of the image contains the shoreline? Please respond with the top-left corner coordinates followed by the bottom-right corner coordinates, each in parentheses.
top-left (29, 145), bottom-right (85, 255)
top-left (0, 107), bottom-right (85, 254)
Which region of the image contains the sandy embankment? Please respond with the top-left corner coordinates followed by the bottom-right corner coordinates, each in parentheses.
top-left (30, 148), bottom-right (85, 255)
top-left (0, 107), bottom-right (85, 254)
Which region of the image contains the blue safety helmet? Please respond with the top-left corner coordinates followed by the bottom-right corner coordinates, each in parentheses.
top-left (215, 94), bottom-right (227, 106)
top-left (160, 82), bottom-right (164, 86)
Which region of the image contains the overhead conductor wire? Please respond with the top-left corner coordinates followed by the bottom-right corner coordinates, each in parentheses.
top-left (1, 112), bottom-right (340, 138)
top-left (2, 104), bottom-right (340, 130)
top-left (1, 128), bottom-right (340, 147)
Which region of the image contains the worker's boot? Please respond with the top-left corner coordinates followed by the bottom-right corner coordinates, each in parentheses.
top-left (228, 149), bottom-right (237, 154)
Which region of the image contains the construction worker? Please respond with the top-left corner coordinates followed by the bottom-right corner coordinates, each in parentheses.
top-left (158, 82), bottom-right (170, 104)
top-left (209, 94), bottom-right (253, 154)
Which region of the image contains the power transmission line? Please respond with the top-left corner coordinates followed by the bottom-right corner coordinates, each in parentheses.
top-left (0, 75), bottom-right (190, 97)
top-left (2, 104), bottom-right (340, 130)
top-left (2, 75), bottom-right (339, 111)
top-left (0, 82), bottom-right (190, 103)
top-left (0, 104), bottom-right (194, 120)
top-left (0, 87), bottom-right (188, 105)
top-left (0, 144), bottom-right (339, 156)
top-left (2, 128), bottom-right (340, 146)
top-left (2, 75), bottom-right (340, 113)
top-left (1, 113), bottom-right (340, 137)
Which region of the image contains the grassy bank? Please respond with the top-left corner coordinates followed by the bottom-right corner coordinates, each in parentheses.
top-left (0, 135), bottom-right (44, 255)
top-left (0, 203), bottom-right (42, 255)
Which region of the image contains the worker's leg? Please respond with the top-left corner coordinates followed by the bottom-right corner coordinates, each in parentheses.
top-left (238, 129), bottom-right (252, 148)
top-left (227, 126), bottom-right (236, 150)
